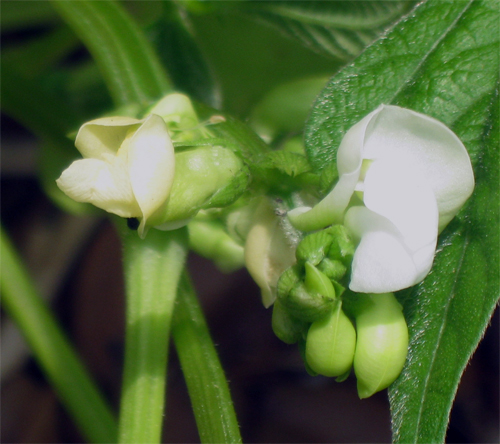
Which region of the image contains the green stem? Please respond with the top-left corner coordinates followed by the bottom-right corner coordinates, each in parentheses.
top-left (172, 272), bottom-right (242, 444)
top-left (0, 226), bottom-right (117, 444)
top-left (51, 0), bottom-right (170, 108)
top-left (118, 227), bottom-right (188, 444)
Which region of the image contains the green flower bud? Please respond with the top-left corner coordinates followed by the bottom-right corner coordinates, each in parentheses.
top-left (277, 265), bottom-right (335, 322)
top-left (272, 299), bottom-right (308, 345)
top-left (188, 218), bottom-right (244, 272)
top-left (326, 225), bottom-right (355, 265)
top-left (304, 262), bottom-right (335, 297)
top-left (353, 293), bottom-right (409, 399)
top-left (305, 301), bottom-right (356, 377)
top-left (296, 229), bottom-right (334, 266)
top-left (149, 145), bottom-right (249, 228)
top-left (317, 258), bottom-right (347, 282)
top-left (295, 225), bottom-right (355, 272)
top-left (225, 200), bottom-right (259, 245)
top-left (249, 76), bottom-right (329, 141)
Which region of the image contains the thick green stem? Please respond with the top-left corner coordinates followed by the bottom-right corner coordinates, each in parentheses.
top-left (172, 272), bottom-right (242, 444)
top-left (51, 0), bottom-right (170, 107)
top-left (0, 226), bottom-right (117, 443)
top-left (118, 227), bottom-right (188, 444)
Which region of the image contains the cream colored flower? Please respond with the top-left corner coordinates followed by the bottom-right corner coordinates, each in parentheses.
top-left (56, 114), bottom-right (175, 238)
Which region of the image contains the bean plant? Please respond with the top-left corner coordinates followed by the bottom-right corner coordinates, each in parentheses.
top-left (1, 1), bottom-right (498, 443)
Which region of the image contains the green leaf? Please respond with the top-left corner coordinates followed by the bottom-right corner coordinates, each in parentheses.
top-left (51, 0), bottom-right (170, 108)
top-left (304, 1), bottom-right (499, 442)
top-left (1, 62), bottom-right (96, 215)
top-left (1, 25), bottom-right (79, 78)
top-left (148, 1), bottom-right (221, 107)
top-left (390, 81), bottom-right (499, 444)
top-left (305, 0), bottom-right (499, 172)
top-left (244, 1), bottom-right (413, 60)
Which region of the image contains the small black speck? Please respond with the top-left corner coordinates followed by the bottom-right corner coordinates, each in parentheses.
top-left (127, 218), bottom-right (140, 230)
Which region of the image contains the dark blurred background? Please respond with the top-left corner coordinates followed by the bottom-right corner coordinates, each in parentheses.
top-left (1, 117), bottom-right (498, 443)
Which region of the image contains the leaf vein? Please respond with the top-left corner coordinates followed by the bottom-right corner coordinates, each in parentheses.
top-left (412, 231), bottom-right (470, 442)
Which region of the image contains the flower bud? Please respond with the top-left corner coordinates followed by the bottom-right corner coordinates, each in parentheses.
top-left (150, 145), bottom-right (249, 229)
top-left (148, 93), bottom-right (205, 142)
top-left (277, 265), bottom-right (335, 322)
top-left (296, 225), bottom-right (355, 270)
top-left (188, 218), bottom-right (244, 272)
top-left (244, 198), bottom-right (297, 307)
top-left (317, 258), bottom-right (347, 282)
top-left (353, 293), bottom-right (408, 398)
top-left (306, 301), bottom-right (356, 377)
top-left (272, 299), bottom-right (307, 345)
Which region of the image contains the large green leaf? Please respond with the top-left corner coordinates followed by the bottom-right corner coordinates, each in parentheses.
top-left (390, 83), bottom-right (499, 443)
top-left (244, 1), bottom-right (413, 60)
top-left (304, 0), bottom-right (499, 442)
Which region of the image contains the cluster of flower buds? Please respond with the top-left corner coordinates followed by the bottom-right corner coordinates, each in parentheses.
top-left (270, 225), bottom-right (408, 398)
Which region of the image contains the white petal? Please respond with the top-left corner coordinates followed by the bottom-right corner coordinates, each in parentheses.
top-left (360, 105), bottom-right (474, 230)
top-left (345, 207), bottom-right (422, 293)
top-left (288, 106), bottom-right (382, 231)
top-left (363, 159), bottom-right (438, 254)
top-left (75, 116), bottom-right (143, 161)
top-left (125, 114), bottom-right (175, 234)
top-left (288, 170), bottom-right (360, 231)
top-left (336, 106), bottom-right (382, 176)
top-left (56, 158), bottom-right (140, 217)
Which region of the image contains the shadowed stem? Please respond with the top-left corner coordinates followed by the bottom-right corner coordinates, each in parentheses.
top-left (118, 227), bottom-right (188, 444)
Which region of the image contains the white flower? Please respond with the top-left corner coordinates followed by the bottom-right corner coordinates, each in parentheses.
top-left (289, 105), bottom-right (474, 293)
top-left (56, 114), bottom-right (175, 238)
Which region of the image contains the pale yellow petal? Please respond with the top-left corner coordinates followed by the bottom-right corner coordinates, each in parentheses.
top-left (56, 158), bottom-right (140, 218)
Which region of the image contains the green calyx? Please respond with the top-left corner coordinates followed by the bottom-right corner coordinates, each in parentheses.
top-left (274, 225), bottom-right (354, 330)
top-left (148, 146), bottom-right (249, 228)
top-left (271, 225), bottom-right (408, 398)
top-left (296, 224), bottom-right (355, 266)
top-left (272, 299), bottom-right (308, 345)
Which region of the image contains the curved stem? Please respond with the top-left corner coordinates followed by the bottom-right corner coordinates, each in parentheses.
top-left (51, 0), bottom-right (171, 108)
top-left (0, 226), bottom-right (117, 444)
top-left (118, 227), bottom-right (188, 444)
top-left (172, 271), bottom-right (242, 444)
